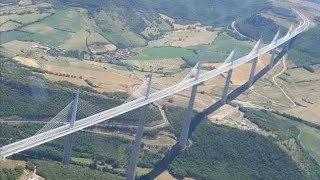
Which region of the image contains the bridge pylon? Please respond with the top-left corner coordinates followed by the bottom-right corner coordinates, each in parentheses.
top-left (221, 50), bottom-right (236, 104)
top-left (284, 36), bottom-right (296, 52)
top-left (248, 38), bottom-right (262, 87)
top-left (62, 89), bottom-right (79, 165)
top-left (126, 73), bottom-right (153, 180)
top-left (179, 62), bottom-right (201, 149)
top-left (269, 29), bottom-right (281, 69)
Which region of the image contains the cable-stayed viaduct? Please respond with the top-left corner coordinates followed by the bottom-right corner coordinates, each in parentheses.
top-left (0, 9), bottom-right (310, 180)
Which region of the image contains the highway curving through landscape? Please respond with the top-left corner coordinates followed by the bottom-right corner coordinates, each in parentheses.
top-left (0, 9), bottom-right (310, 158)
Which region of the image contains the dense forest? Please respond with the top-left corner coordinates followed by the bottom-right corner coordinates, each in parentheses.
top-left (55, 0), bottom-right (271, 27)
top-left (237, 14), bottom-right (287, 42)
top-left (168, 108), bottom-right (320, 179)
top-left (140, 0), bottom-right (271, 26)
top-left (169, 122), bottom-right (304, 179)
top-left (241, 108), bottom-right (320, 178)
top-left (289, 25), bottom-right (320, 67)
top-left (27, 160), bottom-right (123, 180)
top-left (0, 167), bottom-right (23, 180)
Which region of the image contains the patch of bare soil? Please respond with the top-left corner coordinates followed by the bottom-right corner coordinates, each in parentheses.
top-left (156, 170), bottom-right (176, 180)
top-left (14, 56), bottom-right (41, 68)
top-left (43, 64), bottom-right (141, 92)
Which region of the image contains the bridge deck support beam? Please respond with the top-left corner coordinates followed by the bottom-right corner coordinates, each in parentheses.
top-left (221, 69), bottom-right (233, 104)
top-left (179, 64), bottom-right (200, 149)
top-left (126, 74), bottom-right (153, 180)
top-left (248, 57), bottom-right (258, 87)
top-left (62, 90), bottom-right (79, 166)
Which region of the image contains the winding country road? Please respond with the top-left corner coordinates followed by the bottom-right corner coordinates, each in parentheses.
top-left (272, 56), bottom-right (297, 107)
top-left (231, 21), bottom-right (254, 41)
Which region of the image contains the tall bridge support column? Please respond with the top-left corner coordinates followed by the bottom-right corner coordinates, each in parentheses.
top-left (269, 49), bottom-right (277, 69)
top-left (247, 38), bottom-right (261, 87)
top-left (248, 57), bottom-right (258, 87)
top-left (62, 90), bottom-right (79, 166)
top-left (221, 69), bottom-right (233, 104)
top-left (284, 25), bottom-right (296, 52)
top-left (285, 37), bottom-right (295, 52)
top-left (179, 64), bottom-right (200, 149)
top-left (269, 29), bottom-right (280, 69)
top-left (221, 50), bottom-right (235, 104)
top-left (126, 73), bottom-right (153, 180)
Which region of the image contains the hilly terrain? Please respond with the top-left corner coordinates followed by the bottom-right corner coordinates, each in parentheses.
top-left (1, 0), bottom-right (320, 179)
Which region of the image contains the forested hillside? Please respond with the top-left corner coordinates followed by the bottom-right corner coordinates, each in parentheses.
top-left (289, 25), bottom-right (320, 67)
top-left (0, 167), bottom-right (23, 180)
top-left (40, 0), bottom-right (273, 47)
top-left (0, 55), bottom-right (161, 123)
top-left (140, 0), bottom-right (271, 26)
top-left (237, 14), bottom-right (288, 42)
top-left (26, 160), bottom-right (123, 180)
top-left (168, 108), bottom-right (320, 179)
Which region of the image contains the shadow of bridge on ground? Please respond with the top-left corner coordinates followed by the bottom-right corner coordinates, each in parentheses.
top-left (141, 46), bottom-right (290, 179)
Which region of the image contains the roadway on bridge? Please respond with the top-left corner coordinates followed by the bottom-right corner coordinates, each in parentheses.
top-left (0, 9), bottom-right (310, 158)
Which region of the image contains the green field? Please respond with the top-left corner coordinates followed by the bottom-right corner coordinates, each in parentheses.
top-left (17, 8), bottom-right (105, 48)
top-left (0, 31), bottom-right (26, 44)
top-left (297, 124), bottom-right (320, 164)
top-left (5, 13), bottom-right (51, 24)
top-left (0, 21), bottom-right (21, 31)
top-left (129, 47), bottom-right (196, 60)
top-left (39, 8), bottom-right (84, 33)
top-left (71, 157), bottom-right (94, 165)
top-left (94, 10), bottom-right (147, 47)
top-left (18, 29), bottom-right (71, 46)
top-left (184, 33), bottom-right (253, 64)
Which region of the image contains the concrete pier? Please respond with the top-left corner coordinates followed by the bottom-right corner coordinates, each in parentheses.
top-left (62, 90), bottom-right (79, 165)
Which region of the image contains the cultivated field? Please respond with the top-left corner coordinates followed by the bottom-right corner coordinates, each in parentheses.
top-left (126, 58), bottom-right (185, 72)
top-left (61, 30), bottom-right (89, 51)
top-left (148, 14), bottom-right (218, 47)
top-left (87, 32), bottom-right (109, 45)
top-left (148, 26), bottom-right (218, 48)
top-left (0, 21), bottom-right (21, 31)
top-left (20, 24), bottom-right (71, 46)
top-left (0, 2), bottom-right (53, 16)
top-left (41, 60), bottom-right (141, 93)
top-left (95, 10), bottom-right (147, 47)
top-left (1, 40), bottom-right (38, 55)
top-left (13, 56), bottom-right (41, 68)
top-left (17, 7), bottom-right (109, 49)
top-left (0, 13), bottom-right (51, 24)
top-left (130, 47), bottom-right (195, 60)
